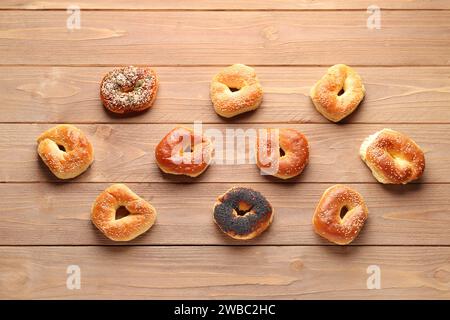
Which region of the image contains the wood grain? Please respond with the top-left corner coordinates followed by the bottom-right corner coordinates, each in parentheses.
top-left (1, 11), bottom-right (450, 66)
top-left (1, 246), bottom-right (449, 299)
top-left (2, 66), bottom-right (450, 124)
top-left (1, 2), bottom-right (450, 301)
top-left (2, 0), bottom-right (450, 10)
top-left (0, 123), bottom-right (447, 183)
top-left (0, 182), bottom-right (448, 246)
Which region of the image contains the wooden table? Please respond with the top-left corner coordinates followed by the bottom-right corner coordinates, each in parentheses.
top-left (0, 1), bottom-right (449, 299)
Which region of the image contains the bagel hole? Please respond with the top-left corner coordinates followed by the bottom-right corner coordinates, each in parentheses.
top-left (184, 145), bottom-right (193, 153)
top-left (228, 87), bottom-right (240, 92)
top-left (340, 206), bottom-right (349, 219)
top-left (337, 88), bottom-right (345, 96)
top-left (279, 147), bottom-right (286, 157)
top-left (180, 145), bottom-right (193, 155)
top-left (121, 84), bottom-right (135, 93)
top-left (235, 201), bottom-right (253, 216)
top-left (57, 144), bottom-right (66, 152)
top-left (115, 206), bottom-right (130, 220)
top-left (387, 151), bottom-right (409, 167)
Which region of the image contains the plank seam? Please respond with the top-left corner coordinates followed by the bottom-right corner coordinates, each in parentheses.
top-left (1, 244), bottom-right (450, 247)
top-left (3, 122), bottom-right (450, 125)
top-left (1, 64), bottom-right (450, 68)
top-left (1, 9), bottom-right (450, 12)
top-left (0, 181), bottom-right (448, 185)
top-left (2, 122), bottom-right (450, 125)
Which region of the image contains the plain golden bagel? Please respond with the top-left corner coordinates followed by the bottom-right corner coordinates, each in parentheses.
top-left (210, 64), bottom-right (263, 118)
top-left (213, 187), bottom-right (273, 240)
top-left (360, 128), bottom-right (425, 184)
top-left (100, 66), bottom-right (159, 114)
top-left (256, 128), bottom-right (309, 179)
top-left (91, 184), bottom-right (157, 241)
top-left (312, 184), bottom-right (368, 245)
top-left (310, 64), bottom-right (365, 122)
top-left (155, 126), bottom-right (214, 177)
top-left (37, 124), bottom-right (94, 179)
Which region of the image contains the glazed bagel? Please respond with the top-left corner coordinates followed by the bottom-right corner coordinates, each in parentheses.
top-left (256, 128), bottom-right (309, 179)
top-left (310, 64), bottom-right (365, 122)
top-left (213, 187), bottom-right (273, 240)
top-left (360, 128), bottom-right (425, 184)
top-left (312, 185), bottom-right (368, 245)
top-left (210, 64), bottom-right (263, 118)
top-left (37, 124), bottom-right (94, 179)
top-left (91, 184), bottom-right (157, 241)
top-left (100, 66), bottom-right (159, 114)
top-left (155, 127), bottom-right (214, 177)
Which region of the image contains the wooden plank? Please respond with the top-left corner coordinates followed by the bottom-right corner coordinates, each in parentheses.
top-left (0, 3), bottom-right (448, 303)
top-left (0, 123), bottom-right (447, 183)
top-left (0, 182), bottom-right (449, 246)
top-left (2, 0), bottom-right (450, 10)
top-left (1, 11), bottom-right (450, 66)
top-left (2, 66), bottom-right (450, 124)
top-left (1, 246), bottom-right (448, 299)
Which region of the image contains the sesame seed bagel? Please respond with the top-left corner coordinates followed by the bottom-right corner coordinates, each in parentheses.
top-left (256, 128), bottom-right (310, 179)
top-left (37, 124), bottom-right (94, 179)
top-left (100, 66), bottom-right (159, 114)
top-left (91, 184), bottom-right (157, 241)
top-left (213, 187), bottom-right (273, 240)
top-left (210, 64), bottom-right (263, 118)
top-left (312, 184), bottom-right (368, 245)
top-left (360, 128), bottom-right (425, 184)
top-left (310, 64), bottom-right (365, 122)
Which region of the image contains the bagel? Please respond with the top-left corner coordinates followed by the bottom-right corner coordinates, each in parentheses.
top-left (312, 185), bottom-right (368, 245)
top-left (310, 64), bottom-right (365, 122)
top-left (91, 184), bottom-right (157, 241)
top-left (37, 124), bottom-right (94, 179)
top-left (100, 66), bottom-right (159, 114)
top-left (360, 128), bottom-right (425, 184)
top-left (155, 127), bottom-right (214, 177)
top-left (210, 64), bottom-right (263, 118)
top-left (213, 187), bottom-right (273, 240)
top-left (256, 128), bottom-right (309, 179)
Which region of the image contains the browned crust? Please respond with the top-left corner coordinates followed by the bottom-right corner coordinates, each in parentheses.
top-left (100, 66), bottom-right (159, 114)
top-left (312, 184), bottom-right (368, 245)
top-left (210, 64), bottom-right (263, 118)
top-left (310, 64), bottom-right (365, 122)
top-left (154, 126), bottom-right (214, 177)
top-left (256, 128), bottom-right (309, 179)
top-left (91, 184), bottom-right (157, 241)
top-left (36, 124), bottom-right (94, 179)
top-left (361, 129), bottom-right (425, 184)
top-left (214, 209), bottom-right (274, 240)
